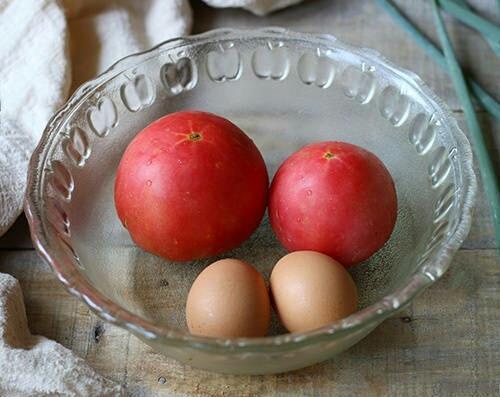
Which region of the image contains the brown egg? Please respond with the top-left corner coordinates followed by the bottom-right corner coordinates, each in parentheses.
top-left (270, 251), bottom-right (358, 333)
top-left (186, 258), bottom-right (271, 338)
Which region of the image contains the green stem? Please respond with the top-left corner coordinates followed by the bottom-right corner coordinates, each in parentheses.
top-left (451, 0), bottom-right (500, 56)
top-left (439, 0), bottom-right (500, 42)
top-left (375, 0), bottom-right (500, 121)
top-left (431, 0), bottom-right (500, 248)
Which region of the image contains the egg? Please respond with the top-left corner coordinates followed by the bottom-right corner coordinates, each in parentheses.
top-left (270, 251), bottom-right (358, 333)
top-left (186, 258), bottom-right (271, 338)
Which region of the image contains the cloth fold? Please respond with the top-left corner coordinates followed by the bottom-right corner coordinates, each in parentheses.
top-left (203, 0), bottom-right (303, 15)
top-left (0, 273), bottom-right (121, 396)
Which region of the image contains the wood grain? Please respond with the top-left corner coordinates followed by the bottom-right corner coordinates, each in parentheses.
top-left (0, 249), bottom-right (498, 397)
top-left (1, 0), bottom-right (499, 395)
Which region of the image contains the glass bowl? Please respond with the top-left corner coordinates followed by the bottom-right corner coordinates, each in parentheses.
top-left (25, 28), bottom-right (476, 374)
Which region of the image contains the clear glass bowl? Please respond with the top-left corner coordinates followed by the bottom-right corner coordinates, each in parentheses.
top-left (25, 28), bottom-right (476, 374)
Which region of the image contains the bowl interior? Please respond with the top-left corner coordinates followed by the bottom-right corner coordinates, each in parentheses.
top-left (36, 30), bottom-right (466, 337)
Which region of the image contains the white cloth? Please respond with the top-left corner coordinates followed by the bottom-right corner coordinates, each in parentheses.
top-left (203, 0), bottom-right (303, 15)
top-left (0, 0), bottom-right (192, 237)
top-left (0, 0), bottom-right (70, 236)
top-left (0, 0), bottom-right (302, 395)
top-left (0, 273), bottom-right (121, 396)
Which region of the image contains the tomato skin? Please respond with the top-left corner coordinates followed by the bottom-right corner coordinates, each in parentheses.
top-left (269, 142), bottom-right (397, 267)
top-left (115, 111), bottom-right (269, 261)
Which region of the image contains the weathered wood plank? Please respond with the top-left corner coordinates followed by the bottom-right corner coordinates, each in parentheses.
top-left (0, 249), bottom-right (498, 397)
top-left (455, 111), bottom-right (499, 249)
top-left (0, 215), bottom-right (32, 250)
top-left (0, 1), bottom-right (498, 396)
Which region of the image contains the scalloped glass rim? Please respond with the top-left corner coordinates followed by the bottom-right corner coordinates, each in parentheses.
top-left (25, 27), bottom-right (477, 353)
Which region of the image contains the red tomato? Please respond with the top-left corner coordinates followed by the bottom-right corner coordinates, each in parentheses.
top-left (269, 142), bottom-right (397, 267)
top-left (115, 111), bottom-right (268, 261)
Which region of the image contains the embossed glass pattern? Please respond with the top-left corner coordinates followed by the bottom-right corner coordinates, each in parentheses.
top-left (25, 28), bottom-right (476, 374)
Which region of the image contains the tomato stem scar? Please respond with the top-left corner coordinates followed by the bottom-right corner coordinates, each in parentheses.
top-left (188, 132), bottom-right (202, 141)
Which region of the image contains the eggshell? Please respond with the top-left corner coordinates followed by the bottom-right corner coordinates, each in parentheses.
top-left (186, 259), bottom-right (271, 338)
top-left (270, 251), bottom-right (358, 333)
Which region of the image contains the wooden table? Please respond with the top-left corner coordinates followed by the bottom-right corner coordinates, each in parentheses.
top-left (1, 1), bottom-right (499, 396)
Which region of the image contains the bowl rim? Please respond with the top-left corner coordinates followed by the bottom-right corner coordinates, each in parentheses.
top-left (25, 27), bottom-right (477, 353)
